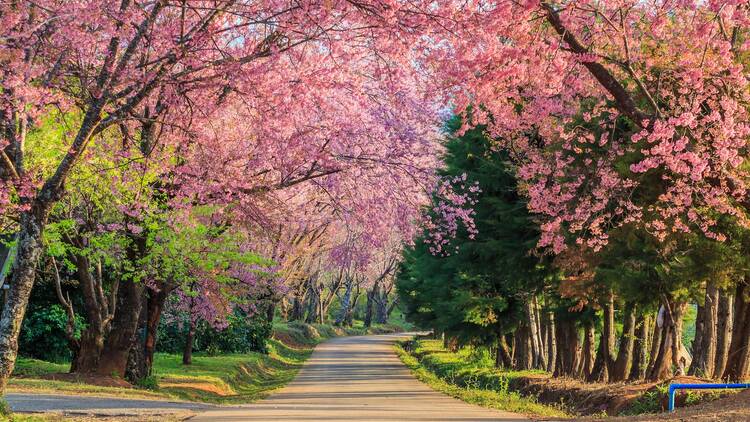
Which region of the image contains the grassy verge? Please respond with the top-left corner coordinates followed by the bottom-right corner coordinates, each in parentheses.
top-left (10, 320), bottom-right (403, 405)
top-left (395, 338), bottom-right (570, 419)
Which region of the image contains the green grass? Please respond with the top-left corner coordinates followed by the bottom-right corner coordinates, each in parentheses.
top-left (11, 320), bottom-right (403, 405)
top-left (395, 338), bottom-right (570, 419)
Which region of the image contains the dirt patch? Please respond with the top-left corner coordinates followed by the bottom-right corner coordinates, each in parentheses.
top-left (158, 378), bottom-right (231, 396)
top-left (509, 374), bottom-right (716, 416)
top-left (271, 330), bottom-right (311, 349)
top-left (582, 389), bottom-right (750, 421)
top-left (27, 372), bottom-right (133, 388)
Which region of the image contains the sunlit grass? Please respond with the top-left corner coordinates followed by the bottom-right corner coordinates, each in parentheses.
top-left (395, 339), bottom-right (570, 419)
top-left (10, 320), bottom-right (402, 405)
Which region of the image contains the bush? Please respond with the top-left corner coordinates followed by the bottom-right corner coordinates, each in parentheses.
top-left (157, 309), bottom-right (272, 355)
top-left (18, 305), bottom-right (84, 363)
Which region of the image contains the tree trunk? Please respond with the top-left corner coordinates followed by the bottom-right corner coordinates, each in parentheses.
top-left (0, 210), bottom-right (48, 392)
top-left (689, 286), bottom-right (718, 378)
top-left (125, 303), bottom-right (148, 383)
top-left (495, 333), bottom-right (513, 368)
top-left (629, 314), bottom-right (651, 381)
top-left (304, 282), bottom-right (320, 324)
top-left (715, 290), bottom-right (734, 378)
top-left (648, 300), bottom-right (687, 381)
top-left (96, 279), bottom-right (145, 377)
top-left (612, 303), bottom-right (636, 382)
top-left (580, 323), bottom-right (595, 379)
top-left (375, 289), bottom-right (389, 324)
top-left (723, 279), bottom-right (750, 380)
top-left (183, 319), bottom-right (195, 365)
top-left (554, 317), bottom-right (581, 377)
top-left (335, 280), bottom-right (353, 326)
top-left (690, 295), bottom-right (707, 375)
top-left (514, 323), bottom-right (532, 370)
top-left (143, 285), bottom-right (170, 376)
top-left (290, 294), bottom-right (304, 321)
top-left (265, 301), bottom-right (275, 324)
top-left (647, 311), bottom-right (662, 377)
top-left (364, 288), bottom-right (374, 328)
top-left (546, 311), bottom-right (557, 373)
top-left (526, 298), bottom-right (546, 369)
top-left (70, 253), bottom-right (116, 374)
top-left (589, 293), bottom-right (615, 382)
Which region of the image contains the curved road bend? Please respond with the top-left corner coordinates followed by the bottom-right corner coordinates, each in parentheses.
top-left (191, 333), bottom-right (528, 422)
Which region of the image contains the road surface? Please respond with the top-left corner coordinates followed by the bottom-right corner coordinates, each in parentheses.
top-left (191, 333), bottom-right (527, 421)
top-left (6, 392), bottom-right (212, 416)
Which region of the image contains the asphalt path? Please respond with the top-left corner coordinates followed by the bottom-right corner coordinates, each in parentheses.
top-left (8, 333), bottom-right (528, 421)
top-left (191, 333), bottom-right (527, 421)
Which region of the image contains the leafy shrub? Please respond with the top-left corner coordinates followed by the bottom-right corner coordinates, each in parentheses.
top-left (19, 305), bottom-right (85, 363)
top-left (157, 309), bottom-right (272, 355)
top-left (136, 375), bottom-right (159, 390)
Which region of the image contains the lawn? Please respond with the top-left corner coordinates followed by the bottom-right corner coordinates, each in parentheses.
top-left (9, 321), bottom-right (404, 405)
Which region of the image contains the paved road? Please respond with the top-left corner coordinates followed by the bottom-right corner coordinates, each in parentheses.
top-left (6, 392), bottom-right (213, 416)
top-left (191, 333), bottom-right (527, 422)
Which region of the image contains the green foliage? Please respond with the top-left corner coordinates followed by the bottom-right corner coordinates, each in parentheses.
top-left (135, 375), bottom-right (159, 390)
top-left (18, 305), bottom-right (84, 363)
top-left (397, 117), bottom-right (553, 346)
top-left (157, 310), bottom-right (272, 355)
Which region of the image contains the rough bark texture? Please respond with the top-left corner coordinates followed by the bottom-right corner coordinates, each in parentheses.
top-left (629, 314), bottom-right (651, 381)
top-left (545, 311), bottom-right (557, 373)
top-left (647, 311), bottom-right (663, 377)
top-left (514, 323), bottom-right (532, 370)
top-left (183, 318), bottom-right (195, 365)
top-left (554, 317), bottom-right (581, 377)
top-left (648, 300), bottom-right (687, 380)
top-left (335, 279), bottom-right (353, 326)
top-left (0, 208), bottom-right (49, 392)
top-left (715, 290), bottom-right (734, 378)
top-left (96, 279), bottom-right (145, 377)
top-left (589, 294), bottom-right (615, 382)
top-left (495, 333), bottom-right (513, 368)
top-left (143, 285), bottom-right (170, 375)
top-left (364, 288), bottom-right (375, 328)
top-left (70, 253), bottom-right (117, 374)
top-left (724, 279), bottom-right (750, 380)
top-left (689, 286), bottom-right (719, 378)
top-left (612, 303), bottom-right (636, 382)
top-left (580, 323), bottom-right (596, 379)
top-left (525, 298), bottom-right (546, 369)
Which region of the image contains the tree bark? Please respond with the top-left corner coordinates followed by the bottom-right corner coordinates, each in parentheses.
top-left (304, 280), bottom-right (320, 324)
top-left (70, 253), bottom-right (117, 374)
top-left (715, 290), bottom-right (734, 378)
top-left (96, 279), bottom-right (145, 377)
top-left (335, 278), bottom-right (353, 326)
top-left (723, 279), bottom-right (750, 380)
top-left (183, 319), bottom-right (195, 365)
top-left (580, 322), bottom-right (595, 379)
top-left (629, 314), bottom-right (651, 381)
top-left (647, 311), bottom-right (662, 377)
top-left (546, 311), bottom-right (557, 373)
top-left (612, 303), bottom-right (636, 382)
top-left (143, 285), bottom-right (170, 376)
top-left (554, 317), bottom-right (581, 377)
top-left (364, 287), bottom-right (375, 328)
top-left (526, 298), bottom-right (546, 369)
top-left (689, 286), bottom-right (719, 378)
top-left (495, 333), bottom-right (513, 368)
top-left (514, 323), bottom-right (532, 370)
top-left (0, 208), bottom-right (49, 392)
top-left (589, 293), bottom-right (615, 382)
top-left (648, 299), bottom-right (687, 381)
